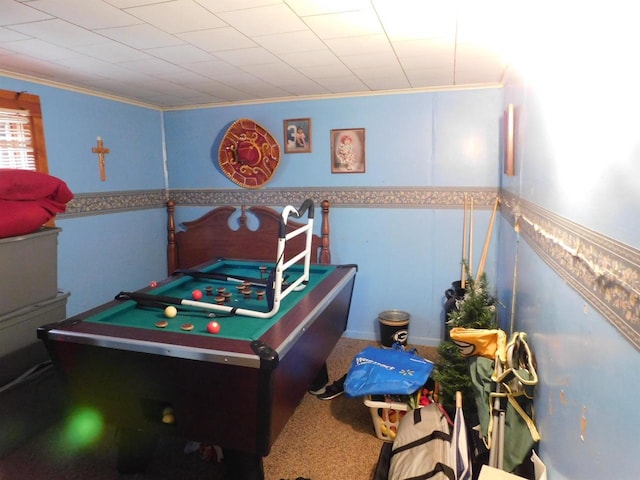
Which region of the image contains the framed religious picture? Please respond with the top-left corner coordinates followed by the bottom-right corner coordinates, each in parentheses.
top-left (283, 118), bottom-right (312, 153)
top-left (331, 128), bottom-right (365, 173)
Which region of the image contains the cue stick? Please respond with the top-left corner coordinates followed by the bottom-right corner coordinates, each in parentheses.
top-left (115, 291), bottom-right (280, 319)
top-left (468, 195), bottom-right (474, 279)
top-left (174, 269), bottom-right (290, 288)
top-left (477, 196), bottom-right (500, 278)
top-left (461, 194), bottom-right (468, 289)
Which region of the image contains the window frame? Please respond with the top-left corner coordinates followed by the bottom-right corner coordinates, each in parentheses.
top-left (0, 88), bottom-right (49, 174)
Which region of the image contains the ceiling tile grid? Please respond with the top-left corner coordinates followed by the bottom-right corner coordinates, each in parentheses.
top-left (0, 0), bottom-right (511, 107)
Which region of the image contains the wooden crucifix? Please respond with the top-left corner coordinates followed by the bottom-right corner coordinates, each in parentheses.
top-left (92, 136), bottom-right (110, 181)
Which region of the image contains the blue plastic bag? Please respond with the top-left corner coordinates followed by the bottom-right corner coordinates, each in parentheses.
top-left (344, 344), bottom-right (434, 397)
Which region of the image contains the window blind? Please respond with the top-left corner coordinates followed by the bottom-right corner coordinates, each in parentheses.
top-left (0, 108), bottom-right (35, 170)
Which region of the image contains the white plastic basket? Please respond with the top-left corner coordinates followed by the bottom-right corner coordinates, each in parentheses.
top-left (363, 395), bottom-right (410, 442)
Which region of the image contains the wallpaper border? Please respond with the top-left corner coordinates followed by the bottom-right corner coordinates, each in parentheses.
top-left (501, 190), bottom-right (640, 351)
top-left (60, 187), bottom-right (500, 217)
top-left (60, 187), bottom-right (639, 350)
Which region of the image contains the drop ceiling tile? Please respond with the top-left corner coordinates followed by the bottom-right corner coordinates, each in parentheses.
top-left (278, 80), bottom-right (328, 96)
top-left (351, 64), bottom-right (406, 80)
top-left (54, 55), bottom-right (147, 78)
top-left (0, 0), bottom-right (515, 106)
top-left (303, 8), bottom-right (383, 39)
top-left (400, 54), bottom-right (454, 72)
top-left (362, 75), bottom-right (411, 91)
top-left (213, 46), bottom-right (280, 66)
top-left (144, 44), bottom-right (215, 64)
top-left (242, 82), bottom-right (292, 99)
top-left (325, 34), bottom-right (393, 56)
top-left (241, 61), bottom-right (309, 85)
top-left (313, 74), bottom-right (369, 93)
top-left (72, 40), bottom-right (150, 63)
top-left (2, 37), bottom-right (81, 60)
top-left (286, 0), bottom-right (371, 16)
top-left (456, 42), bottom-right (507, 62)
top-left (183, 78), bottom-right (252, 98)
top-left (119, 57), bottom-right (187, 75)
top-left (0, 0), bottom-right (53, 25)
top-left (89, 77), bottom-right (167, 96)
top-left (339, 50), bottom-right (400, 70)
top-left (0, 26), bottom-right (30, 42)
top-left (405, 66), bottom-right (454, 87)
top-left (454, 67), bottom-right (505, 85)
top-left (278, 48), bottom-right (341, 68)
top-left (104, 0), bottom-right (163, 8)
top-left (255, 30), bottom-right (327, 55)
top-left (297, 62), bottom-right (353, 79)
top-left (183, 59), bottom-right (245, 79)
top-left (97, 23), bottom-right (184, 49)
top-left (392, 36), bottom-right (455, 60)
top-left (8, 19), bottom-right (106, 47)
top-left (124, 0), bottom-right (226, 34)
top-left (0, 52), bottom-right (70, 78)
top-left (373, 0), bottom-right (457, 41)
top-left (195, 0), bottom-right (281, 14)
top-left (216, 4), bottom-right (307, 37)
top-left (178, 27), bottom-right (256, 52)
top-left (454, 56), bottom-right (507, 84)
top-left (28, 0), bottom-right (139, 29)
top-left (152, 70), bottom-right (211, 85)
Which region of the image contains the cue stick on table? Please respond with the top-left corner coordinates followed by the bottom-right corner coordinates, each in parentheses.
top-left (115, 291), bottom-right (281, 319)
top-left (174, 269), bottom-right (291, 289)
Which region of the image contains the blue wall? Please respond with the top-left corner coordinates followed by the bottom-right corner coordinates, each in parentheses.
top-left (498, 62), bottom-right (640, 479)
top-left (1, 75), bottom-right (502, 344)
top-left (165, 88), bottom-right (502, 345)
top-left (165, 89), bottom-right (500, 189)
top-left (0, 76), bottom-right (168, 315)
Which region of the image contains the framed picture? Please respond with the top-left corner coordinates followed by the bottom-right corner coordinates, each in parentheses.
top-left (330, 128), bottom-right (365, 173)
top-left (283, 118), bottom-right (311, 153)
top-left (503, 103), bottom-right (515, 176)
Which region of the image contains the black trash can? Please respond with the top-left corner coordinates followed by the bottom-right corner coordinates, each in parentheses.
top-left (378, 310), bottom-right (410, 348)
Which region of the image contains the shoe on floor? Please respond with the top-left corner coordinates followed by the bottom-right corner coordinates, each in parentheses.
top-left (307, 364), bottom-right (329, 395)
top-left (307, 383), bottom-right (327, 396)
top-left (317, 374), bottom-right (346, 400)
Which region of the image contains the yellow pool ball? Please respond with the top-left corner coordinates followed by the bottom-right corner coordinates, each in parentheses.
top-left (164, 306), bottom-right (178, 318)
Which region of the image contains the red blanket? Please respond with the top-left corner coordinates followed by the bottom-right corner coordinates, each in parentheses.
top-left (0, 169), bottom-right (74, 238)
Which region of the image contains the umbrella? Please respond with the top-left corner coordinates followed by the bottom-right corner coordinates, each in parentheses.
top-left (450, 391), bottom-right (472, 480)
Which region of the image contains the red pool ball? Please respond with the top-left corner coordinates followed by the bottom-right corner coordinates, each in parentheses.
top-left (191, 289), bottom-right (203, 300)
top-left (150, 281), bottom-right (158, 288)
top-left (207, 321), bottom-right (220, 334)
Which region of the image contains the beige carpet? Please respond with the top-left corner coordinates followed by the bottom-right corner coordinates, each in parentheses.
top-left (0, 338), bottom-right (437, 480)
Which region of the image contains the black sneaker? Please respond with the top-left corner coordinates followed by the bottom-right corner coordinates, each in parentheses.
top-left (307, 364), bottom-right (329, 395)
top-left (307, 383), bottom-right (327, 396)
top-left (317, 374), bottom-right (346, 400)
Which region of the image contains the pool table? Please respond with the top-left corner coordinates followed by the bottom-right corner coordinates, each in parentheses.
top-left (38, 259), bottom-right (357, 479)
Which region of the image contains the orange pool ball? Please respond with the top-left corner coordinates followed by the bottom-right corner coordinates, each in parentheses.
top-left (192, 289), bottom-right (203, 300)
top-left (207, 321), bottom-right (220, 334)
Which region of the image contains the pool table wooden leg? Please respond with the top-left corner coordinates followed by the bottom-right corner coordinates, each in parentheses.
top-left (223, 448), bottom-right (265, 480)
top-left (115, 427), bottom-right (158, 474)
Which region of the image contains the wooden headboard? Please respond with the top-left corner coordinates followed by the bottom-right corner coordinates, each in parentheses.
top-left (166, 200), bottom-right (331, 275)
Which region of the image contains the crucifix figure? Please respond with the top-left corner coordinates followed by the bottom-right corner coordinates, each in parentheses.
top-left (92, 136), bottom-right (110, 181)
